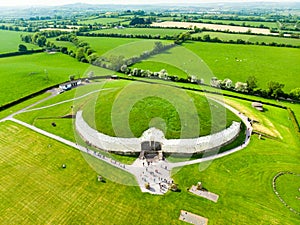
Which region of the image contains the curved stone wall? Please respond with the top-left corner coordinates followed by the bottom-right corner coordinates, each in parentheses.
top-left (75, 111), bottom-right (241, 155)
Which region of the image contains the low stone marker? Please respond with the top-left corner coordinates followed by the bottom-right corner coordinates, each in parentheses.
top-left (179, 210), bottom-right (208, 225)
top-left (189, 185), bottom-right (219, 203)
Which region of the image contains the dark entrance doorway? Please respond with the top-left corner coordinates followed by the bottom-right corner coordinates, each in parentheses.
top-left (140, 141), bottom-right (162, 160)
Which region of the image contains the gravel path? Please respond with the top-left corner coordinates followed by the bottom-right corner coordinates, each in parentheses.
top-left (1, 85), bottom-right (253, 195)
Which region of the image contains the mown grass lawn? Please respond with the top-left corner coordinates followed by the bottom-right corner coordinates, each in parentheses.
top-left (1, 93), bottom-right (300, 224)
top-left (15, 80), bottom-right (240, 139)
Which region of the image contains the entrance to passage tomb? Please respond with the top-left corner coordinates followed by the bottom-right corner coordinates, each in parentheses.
top-left (140, 141), bottom-right (163, 161)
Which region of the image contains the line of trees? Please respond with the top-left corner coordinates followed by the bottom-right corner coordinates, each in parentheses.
top-left (47, 32), bottom-right (175, 71)
top-left (191, 34), bottom-right (300, 48)
top-left (119, 66), bottom-right (300, 101)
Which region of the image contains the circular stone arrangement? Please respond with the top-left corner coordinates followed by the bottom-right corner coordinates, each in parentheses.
top-left (272, 171), bottom-right (300, 215)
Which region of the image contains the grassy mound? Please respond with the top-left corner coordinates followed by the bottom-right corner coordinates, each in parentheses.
top-left (82, 81), bottom-right (240, 138)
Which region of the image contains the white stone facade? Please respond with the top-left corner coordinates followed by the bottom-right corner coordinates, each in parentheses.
top-left (75, 111), bottom-right (241, 155)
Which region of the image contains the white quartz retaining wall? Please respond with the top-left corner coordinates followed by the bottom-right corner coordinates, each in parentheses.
top-left (76, 111), bottom-right (241, 155)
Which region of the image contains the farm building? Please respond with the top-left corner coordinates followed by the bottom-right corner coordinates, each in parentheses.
top-left (59, 80), bottom-right (82, 91)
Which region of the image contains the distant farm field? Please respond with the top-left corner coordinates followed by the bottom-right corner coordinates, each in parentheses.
top-left (89, 27), bottom-right (187, 37)
top-left (0, 53), bottom-right (112, 107)
top-left (199, 19), bottom-right (279, 29)
top-left (78, 17), bottom-right (127, 25)
top-left (192, 32), bottom-right (300, 46)
top-left (0, 30), bottom-right (39, 54)
top-left (151, 21), bottom-right (275, 35)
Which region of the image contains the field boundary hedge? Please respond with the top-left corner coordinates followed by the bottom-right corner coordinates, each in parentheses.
top-left (287, 107), bottom-right (300, 138)
top-left (0, 81), bottom-right (69, 111)
top-left (0, 49), bottom-right (43, 58)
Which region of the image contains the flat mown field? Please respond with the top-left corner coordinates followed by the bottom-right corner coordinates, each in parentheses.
top-left (89, 27), bottom-right (187, 37)
top-left (0, 52), bottom-right (113, 107)
top-left (1, 93), bottom-right (299, 224)
top-left (192, 31), bottom-right (300, 46)
top-left (0, 30), bottom-right (39, 54)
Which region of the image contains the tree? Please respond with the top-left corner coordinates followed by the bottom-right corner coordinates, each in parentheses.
top-left (69, 75), bottom-right (75, 81)
top-left (267, 81), bottom-right (285, 99)
top-left (203, 34), bottom-right (211, 42)
top-left (109, 55), bottom-right (125, 71)
top-left (76, 47), bottom-right (86, 62)
top-left (18, 44), bottom-right (27, 52)
top-left (235, 82), bottom-right (248, 92)
top-left (290, 88), bottom-right (300, 100)
top-left (153, 41), bottom-right (163, 53)
top-left (221, 78), bottom-right (233, 89)
top-left (129, 17), bottom-right (146, 26)
top-left (120, 64), bottom-right (128, 73)
top-left (246, 76), bottom-right (258, 92)
top-left (36, 35), bottom-right (47, 47)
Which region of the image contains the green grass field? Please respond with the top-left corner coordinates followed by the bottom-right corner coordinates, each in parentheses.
top-left (0, 30), bottom-right (39, 54)
top-left (132, 42), bottom-right (300, 92)
top-left (1, 93), bottom-right (300, 224)
top-left (78, 17), bottom-right (127, 25)
top-left (15, 80), bottom-right (240, 139)
top-left (0, 52), bottom-right (113, 107)
top-left (78, 37), bottom-right (172, 58)
top-left (82, 81), bottom-right (240, 138)
top-left (192, 31), bottom-right (300, 46)
top-left (89, 27), bottom-right (187, 37)
top-left (275, 173), bottom-right (300, 213)
top-left (49, 40), bottom-right (78, 52)
top-left (130, 61), bottom-right (189, 79)
top-left (182, 41), bottom-right (300, 91)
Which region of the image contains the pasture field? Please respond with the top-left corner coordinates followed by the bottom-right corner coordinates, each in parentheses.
top-left (130, 61), bottom-right (188, 79)
top-left (89, 27), bottom-right (187, 37)
top-left (182, 41), bottom-right (300, 91)
top-left (192, 31), bottom-right (300, 46)
top-left (1, 93), bottom-right (300, 224)
top-left (199, 19), bottom-right (279, 29)
top-left (48, 40), bottom-right (78, 52)
top-left (78, 37), bottom-right (172, 58)
top-left (0, 30), bottom-right (39, 54)
top-left (0, 52), bottom-right (113, 107)
top-left (78, 17), bottom-right (127, 25)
